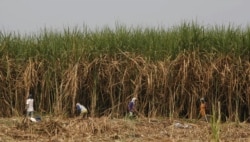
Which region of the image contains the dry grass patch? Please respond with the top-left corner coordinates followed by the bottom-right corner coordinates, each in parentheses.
top-left (0, 117), bottom-right (250, 142)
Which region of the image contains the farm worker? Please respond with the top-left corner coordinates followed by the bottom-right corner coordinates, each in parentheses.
top-left (76, 103), bottom-right (88, 118)
top-left (26, 94), bottom-right (34, 118)
top-left (199, 97), bottom-right (208, 122)
top-left (128, 97), bottom-right (137, 117)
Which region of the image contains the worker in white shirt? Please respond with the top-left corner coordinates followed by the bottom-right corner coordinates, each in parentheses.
top-left (26, 94), bottom-right (34, 118)
top-left (76, 103), bottom-right (88, 118)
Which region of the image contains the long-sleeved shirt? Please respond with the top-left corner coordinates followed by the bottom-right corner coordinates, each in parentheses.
top-left (128, 101), bottom-right (135, 112)
top-left (76, 104), bottom-right (87, 113)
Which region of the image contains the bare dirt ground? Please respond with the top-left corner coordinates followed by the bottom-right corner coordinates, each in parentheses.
top-left (0, 116), bottom-right (250, 142)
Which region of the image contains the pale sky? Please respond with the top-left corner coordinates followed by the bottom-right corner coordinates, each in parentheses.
top-left (0, 0), bottom-right (249, 34)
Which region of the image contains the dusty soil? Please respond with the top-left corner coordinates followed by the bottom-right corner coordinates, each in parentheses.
top-left (0, 116), bottom-right (249, 142)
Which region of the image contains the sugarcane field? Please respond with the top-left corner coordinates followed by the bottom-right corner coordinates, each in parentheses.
top-left (1, 23), bottom-right (250, 141)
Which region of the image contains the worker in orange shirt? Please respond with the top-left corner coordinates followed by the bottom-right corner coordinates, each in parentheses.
top-left (199, 97), bottom-right (208, 122)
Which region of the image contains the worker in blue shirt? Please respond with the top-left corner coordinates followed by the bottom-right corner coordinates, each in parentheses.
top-left (76, 103), bottom-right (88, 118)
top-left (128, 97), bottom-right (137, 117)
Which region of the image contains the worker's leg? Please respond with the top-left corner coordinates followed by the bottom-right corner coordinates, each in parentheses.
top-left (129, 112), bottom-right (133, 117)
top-left (83, 112), bottom-right (88, 119)
top-left (26, 111), bottom-right (31, 117)
top-left (30, 111), bottom-right (34, 118)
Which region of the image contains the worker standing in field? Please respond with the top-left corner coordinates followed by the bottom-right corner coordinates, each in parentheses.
top-left (128, 97), bottom-right (137, 118)
top-left (199, 97), bottom-right (208, 122)
top-left (26, 94), bottom-right (34, 118)
top-left (76, 103), bottom-right (88, 118)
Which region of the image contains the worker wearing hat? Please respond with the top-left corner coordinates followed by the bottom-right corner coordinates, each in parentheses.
top-left (76, 103), bottom-right (88, 118)
top-left (128, 97), bottom-right (137, 117)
